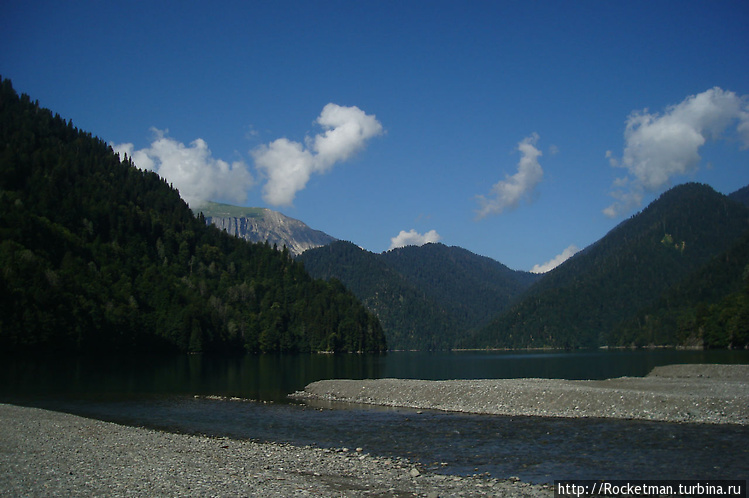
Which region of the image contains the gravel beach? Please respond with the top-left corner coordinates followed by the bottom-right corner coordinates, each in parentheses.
top-left (294, 364), bottom-right (749, 425)
top-left (2, 364), bottom-right (746, 496)
top-left (0, 403), bottom-right (553, 497)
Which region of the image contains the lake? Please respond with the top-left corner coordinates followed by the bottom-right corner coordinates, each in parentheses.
top-left (2, 349), bottom-right (748, 483)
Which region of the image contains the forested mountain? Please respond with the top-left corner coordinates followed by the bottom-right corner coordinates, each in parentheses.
top-left (0, 77), bottom-right (386, 354)
top-left (298, 241), bottom-right (540, 349)
top-left (380, 243), bottom-right (539, 328)
top-left (467, 183), bottom-right (749, 349)
top-left (729, 185), bottom-right (749, 207)
top-left (612, 228), bottom-right (749, 348)
top-left (198, 202), bottom-right (337, 257)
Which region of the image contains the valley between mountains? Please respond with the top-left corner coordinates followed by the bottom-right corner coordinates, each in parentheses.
top-left (201, 183), bottom-right (749, 351)
top-left (2, 77), bottom-right (747, 353)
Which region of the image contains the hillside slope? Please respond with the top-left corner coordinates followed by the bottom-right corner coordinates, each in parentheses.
top-left (613, 227), bottom-right (749, 348)
top-left (299, 241), bottom-right (539, 349)
top-left (0, 78), bottom-right (385, 354)
top-left (468, 183), bottom-right (749, 349)
top-left (380, 243), bottom-right (539, 329)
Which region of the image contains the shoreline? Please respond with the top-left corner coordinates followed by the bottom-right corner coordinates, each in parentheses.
top-left (3, 364), bottom-right (746, 495)
top-left (0, 403), bottom-right (553, 497)
top-left (293, 364), bottom-right (749, 425)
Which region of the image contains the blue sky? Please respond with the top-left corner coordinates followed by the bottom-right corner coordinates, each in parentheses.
top-left (3, 1), bottom-right (749, 272)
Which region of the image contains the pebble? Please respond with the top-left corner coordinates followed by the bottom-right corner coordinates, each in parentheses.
top-left (0, 403), bottom-right (554, 497)
top-left (292, 364), bottom-right (749, 425)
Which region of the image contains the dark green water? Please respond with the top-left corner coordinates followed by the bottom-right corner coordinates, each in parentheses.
top-left (4, 349), bottom-right (748, 401)
top-left (2, 350), bottom-right (748, 483)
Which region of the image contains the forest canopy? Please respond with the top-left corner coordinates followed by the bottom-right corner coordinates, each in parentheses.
top-left (0, 77), bottom-right (386, 354)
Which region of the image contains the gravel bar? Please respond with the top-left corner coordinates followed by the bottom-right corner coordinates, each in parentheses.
top-left (293, 364), bottom-right (749, 425)
top-left (0, 403), bottom-right (553, 497)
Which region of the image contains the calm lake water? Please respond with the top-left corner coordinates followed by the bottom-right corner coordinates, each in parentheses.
top-left (2, 350), bottom-right (748, 483)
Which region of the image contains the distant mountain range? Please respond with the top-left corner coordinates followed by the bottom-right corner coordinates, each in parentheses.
top-left (197, 202), bottom-right (337, 257)
top-left (299, 242), bottom-right (540, 350)
top-left (193, 201), bottom-right (542, 349)
top-left (10, 75), bottom-right (743, 354)
top-left (204, 182), bottom-right (749, 351)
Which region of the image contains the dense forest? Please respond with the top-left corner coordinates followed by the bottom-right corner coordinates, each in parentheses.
top-left (611, 229), bottom-right (749, 348)
top-left (0, 77), bottom-right (386, 354)
top-left (467, 183), bottom-right (749, 349)
top-left (301, 184), bottom-right (749, 351)
top-left (299, 241), bottom-right (539, 349)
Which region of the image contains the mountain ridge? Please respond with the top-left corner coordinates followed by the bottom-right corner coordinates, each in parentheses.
top-left (468, 182), bottom-right (749, 349)
top-left (299, 241), bottom-right (540, 349)
top-left (226, 182), bottom-right (749, 351)
top-left (197, 202), bottom-right (337, 257)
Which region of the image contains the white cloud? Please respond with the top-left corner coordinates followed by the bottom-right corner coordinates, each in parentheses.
top-left (604, 87), bottom-right (749, 217)
top-left (531, 244), bottom-right (580, 274)
top-left (475, 133), bottom-right (544, 219)
top-left (250, 138), bottom-right (315, 208)
top-left (112, 129), bottom-right (255, 208)
top-left (252, 104), bottom-right (383, 206)
top-left (389, 229), bottom-right (441, 250)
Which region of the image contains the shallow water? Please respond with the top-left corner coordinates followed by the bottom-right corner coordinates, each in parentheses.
top-left (2, 350), bottom-right (748, 483)
top-left (14, 394), bottom-right (748, 484)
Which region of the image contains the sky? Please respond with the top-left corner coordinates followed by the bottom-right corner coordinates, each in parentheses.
top-left (3, 1), bottom-right (749, 272)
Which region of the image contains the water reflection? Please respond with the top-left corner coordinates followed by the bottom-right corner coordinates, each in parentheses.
top-left (3, 349), bottom-right (748, 403)
top-left (4, 354), bottom-right (336, 402)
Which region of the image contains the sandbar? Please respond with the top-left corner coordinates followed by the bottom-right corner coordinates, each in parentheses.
top-left (293, 364), bottom-right (749, 425)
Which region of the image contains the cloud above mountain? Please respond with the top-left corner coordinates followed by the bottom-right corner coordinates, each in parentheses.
top-left (475, 133), bottom-right (544, 219)
top-left (112, 129), bottom-right (254, 208)
top-left (252, 104), bottom-right (383, 206)
top-left (531, 244), bottom-right (579, 273)
top-left (389, 229), bottom-right (441, 250)
top-left (112, 104), bottom-right (382, 209)
top-left (604, 87), bottom-right (749, 217)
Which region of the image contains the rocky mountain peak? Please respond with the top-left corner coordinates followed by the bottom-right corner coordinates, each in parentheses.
top-left (197, 202), bottom-right (337, 257)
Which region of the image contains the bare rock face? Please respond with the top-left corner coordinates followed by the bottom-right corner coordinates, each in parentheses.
top-left (200, 203), bottom-right (337, 257)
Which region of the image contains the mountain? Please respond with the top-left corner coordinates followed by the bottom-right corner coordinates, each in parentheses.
top-left (299, 241), bottom-right (540, 350)
top-left (197, 202), bottom-right (337, 257)
top-left (728, 185), bottom-right (749, 207)
top-left (613, 185), bottom-right (749, 349)
top-left (468, 183), bottom-right (749, 349)
top-left (380, 243), bottom-right (540, 328)
top-left (0, 77), bottom-right (386, 354)
top-left (612, 227), bottom-right (749, 348)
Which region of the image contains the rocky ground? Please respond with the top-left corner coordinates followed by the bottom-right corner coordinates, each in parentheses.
top-left (0, 403), bottom-right (552, 497)
top-left (293, 364), bottom-right (749, 425)
top-left (3, 364), bottom-right (746, 496)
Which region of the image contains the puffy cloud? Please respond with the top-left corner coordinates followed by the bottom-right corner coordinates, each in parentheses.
top-left (475, 133), bottom-right (544, 219)
top-left (604, 87), bottom-right (749, 217)
top-left (250, 138), bottom-right (315, 208)
top-left (112, 129), bottom-right (254, 208)
top-left (313, 103), bottom-right (385, 169)
top-left (531, 244), bottom-right (580, 274)
top-left (252, 104), bottom-right (383, 206)
top-left (389, 229), bottom-right (441, 250)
